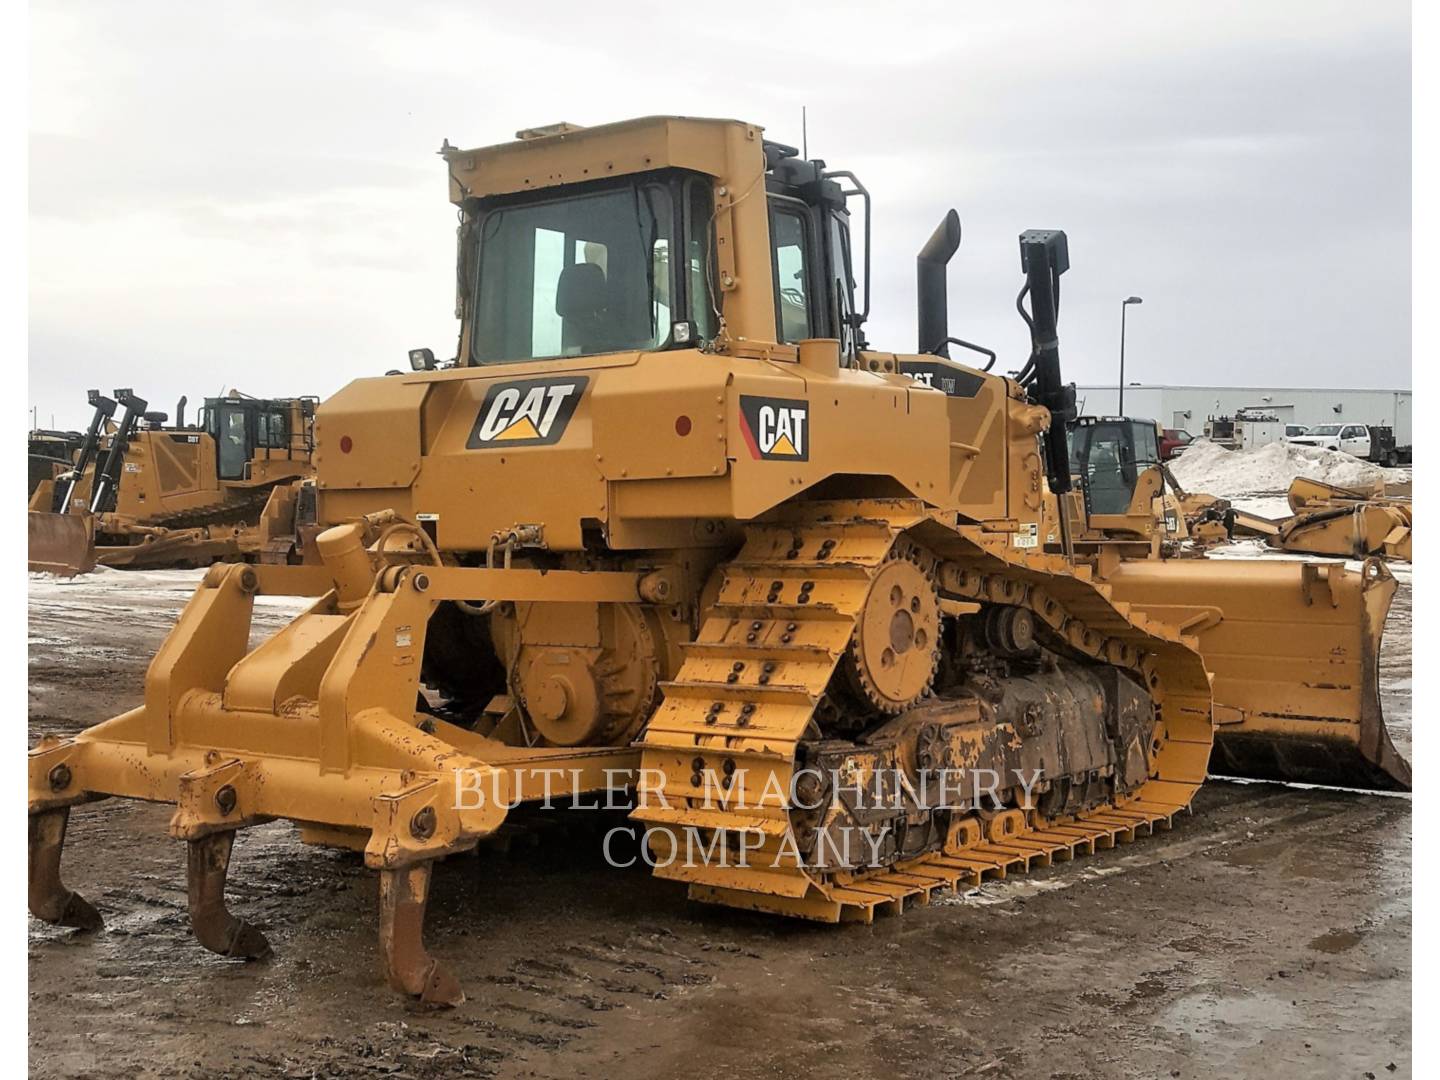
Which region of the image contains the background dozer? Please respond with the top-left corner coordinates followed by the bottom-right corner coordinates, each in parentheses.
top-left (28, 116), bottom-right (1407, 1005)
top-left (28, 388), bottom-right (317, 575)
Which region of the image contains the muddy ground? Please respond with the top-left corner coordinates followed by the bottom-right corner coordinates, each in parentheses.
top-left (28, 566), bottom-right (1411, 1079)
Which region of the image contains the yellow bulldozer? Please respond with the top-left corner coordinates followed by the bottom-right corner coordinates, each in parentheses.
top-left (28, 116), bottom-right (1408, 1005)
top-left (27, 389), bottom-right (317, 575)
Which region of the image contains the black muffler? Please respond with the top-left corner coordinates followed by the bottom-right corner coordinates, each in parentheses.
top-left (917, 210), bottom-right (961, 356)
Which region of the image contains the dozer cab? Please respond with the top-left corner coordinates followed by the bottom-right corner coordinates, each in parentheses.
top-left (28, 389), bottom-right (317, 574)
top-left (29, 116), bottom-right (1407, 1005)
top-left (1059, 416), bottom-right (1194, 546)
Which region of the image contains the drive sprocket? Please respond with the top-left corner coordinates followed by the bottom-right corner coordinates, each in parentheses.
top-left (835, 537), bottom-right (940, 715)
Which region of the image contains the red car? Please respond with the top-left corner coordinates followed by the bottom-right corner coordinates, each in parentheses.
top-left (1160, 428), bottom-right (1194, 461)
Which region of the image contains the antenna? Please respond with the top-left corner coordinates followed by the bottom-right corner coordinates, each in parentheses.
top-left (802, 105), bottom-right (808, 159)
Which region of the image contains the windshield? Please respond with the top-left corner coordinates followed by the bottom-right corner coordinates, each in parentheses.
top-left (1308, 424), bottom-right (1343, 436)
top-left (471, 180), bottom-right (676, 363)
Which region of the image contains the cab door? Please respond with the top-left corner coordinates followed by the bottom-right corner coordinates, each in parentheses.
top-left (1340, 424), bottom-right (1369, 458)
top-left (212, 403), bottom-right (252, 480)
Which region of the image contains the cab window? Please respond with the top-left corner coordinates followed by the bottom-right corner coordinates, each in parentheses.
top-left (1136, 424), bottom-right (1159, 465)
top-left (827, 211), bottom-right (857, 356)
top-left (770, 203), bottom-right (812, 342)
top-left (257, 409), bottom-right (289, 449)
top-left (683, 177), bottom-right (717, 341)
top-left (472, 179), bottom-right (676, 363)
top-left (216, 407), bottom-right (250, 480)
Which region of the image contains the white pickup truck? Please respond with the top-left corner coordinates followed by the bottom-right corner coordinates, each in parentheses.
top-left (1286, 423), bottom-right (1409, 466)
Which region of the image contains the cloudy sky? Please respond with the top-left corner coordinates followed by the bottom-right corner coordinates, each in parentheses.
top-left (28, 1), bottom-right (1410, 428)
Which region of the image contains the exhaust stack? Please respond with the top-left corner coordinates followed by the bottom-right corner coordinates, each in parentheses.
top-left (917, 210), bottom-right (961, 356)
top-left (175, 395), bottom-right (187, 428)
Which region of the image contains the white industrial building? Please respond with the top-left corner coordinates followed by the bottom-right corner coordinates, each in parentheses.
top-left (1074, 383), bottom-right (1412, 444)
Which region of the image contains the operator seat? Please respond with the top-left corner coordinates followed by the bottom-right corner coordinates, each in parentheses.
top-left (1086, 442), bottom-right (1133, 515)
top-left (556, 262), bottom-right (612, 354)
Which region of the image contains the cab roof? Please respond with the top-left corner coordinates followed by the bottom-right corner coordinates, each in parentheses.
top-left (440, 115), bottom-right (763, 202)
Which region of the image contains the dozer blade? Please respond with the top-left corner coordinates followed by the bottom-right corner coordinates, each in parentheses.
top-left (28, 511), bottom-right (96, 577)
top-left (1106, 557), bottom-right (1408, 791)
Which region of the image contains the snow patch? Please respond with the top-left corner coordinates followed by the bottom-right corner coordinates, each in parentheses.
top-left (1169, 438), bottom-right (1407, 497)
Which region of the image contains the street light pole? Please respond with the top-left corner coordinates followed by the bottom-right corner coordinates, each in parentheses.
top-left (1119, 295), bottom-right (1143, 414)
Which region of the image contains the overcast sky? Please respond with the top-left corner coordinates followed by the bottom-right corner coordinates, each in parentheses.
top-left (28, 0), bottom-right (1410, 429)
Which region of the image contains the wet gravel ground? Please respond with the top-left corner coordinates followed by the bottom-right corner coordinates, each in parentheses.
top-left (28, 566), bottom-right (1411, 1079)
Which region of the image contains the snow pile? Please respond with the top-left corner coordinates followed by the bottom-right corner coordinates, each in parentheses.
top-left (1169, 438), bottom-right (1406, 497)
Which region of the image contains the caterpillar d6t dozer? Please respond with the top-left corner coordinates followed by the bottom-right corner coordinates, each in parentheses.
top-left (27, 390), bottom-right (317, 575)
top-left (28, 117), bottom-right (1408, 1004)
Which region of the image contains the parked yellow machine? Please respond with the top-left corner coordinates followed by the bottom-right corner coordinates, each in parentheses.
top-left (1173, 476), bottom-right (1413, 561)
top-left (1064, 418), bottom-right (1413, 564)
top-left (1275, 477), bottom-right (1412, 560)
top-left (1228, 477), bottom-right (1413, 561)
top-left (27, 389), bottom-right (316, 574)
top-left (28, 117), bottom-right (1407, 1005)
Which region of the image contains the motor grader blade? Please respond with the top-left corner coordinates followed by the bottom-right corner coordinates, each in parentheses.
top-left (28, 510), bottom-right (96, 576)
top-left (1107, 557), bottom-right (1407, 791)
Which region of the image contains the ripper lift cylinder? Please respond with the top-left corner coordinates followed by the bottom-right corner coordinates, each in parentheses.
top-left (56, 391), bottom-right (117, 515)
top-left (90, 389), bottom-right (148, 515)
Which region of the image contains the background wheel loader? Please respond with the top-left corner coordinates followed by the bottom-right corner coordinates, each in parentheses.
top-left (27, 388), bottom-right (318, 575)
top-left (27, 116), bottom-right (1408, 1006)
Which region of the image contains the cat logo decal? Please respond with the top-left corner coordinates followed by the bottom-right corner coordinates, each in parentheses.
top-left (739, 396), bottom-right (809, 461)
top-left (467, 376), bottom-right (589, 449)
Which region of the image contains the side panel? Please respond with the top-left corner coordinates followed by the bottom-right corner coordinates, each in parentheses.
top-left (726, 363), bottom-right (950, 520)
top-left (315, 381), bottom-right (427, 491)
